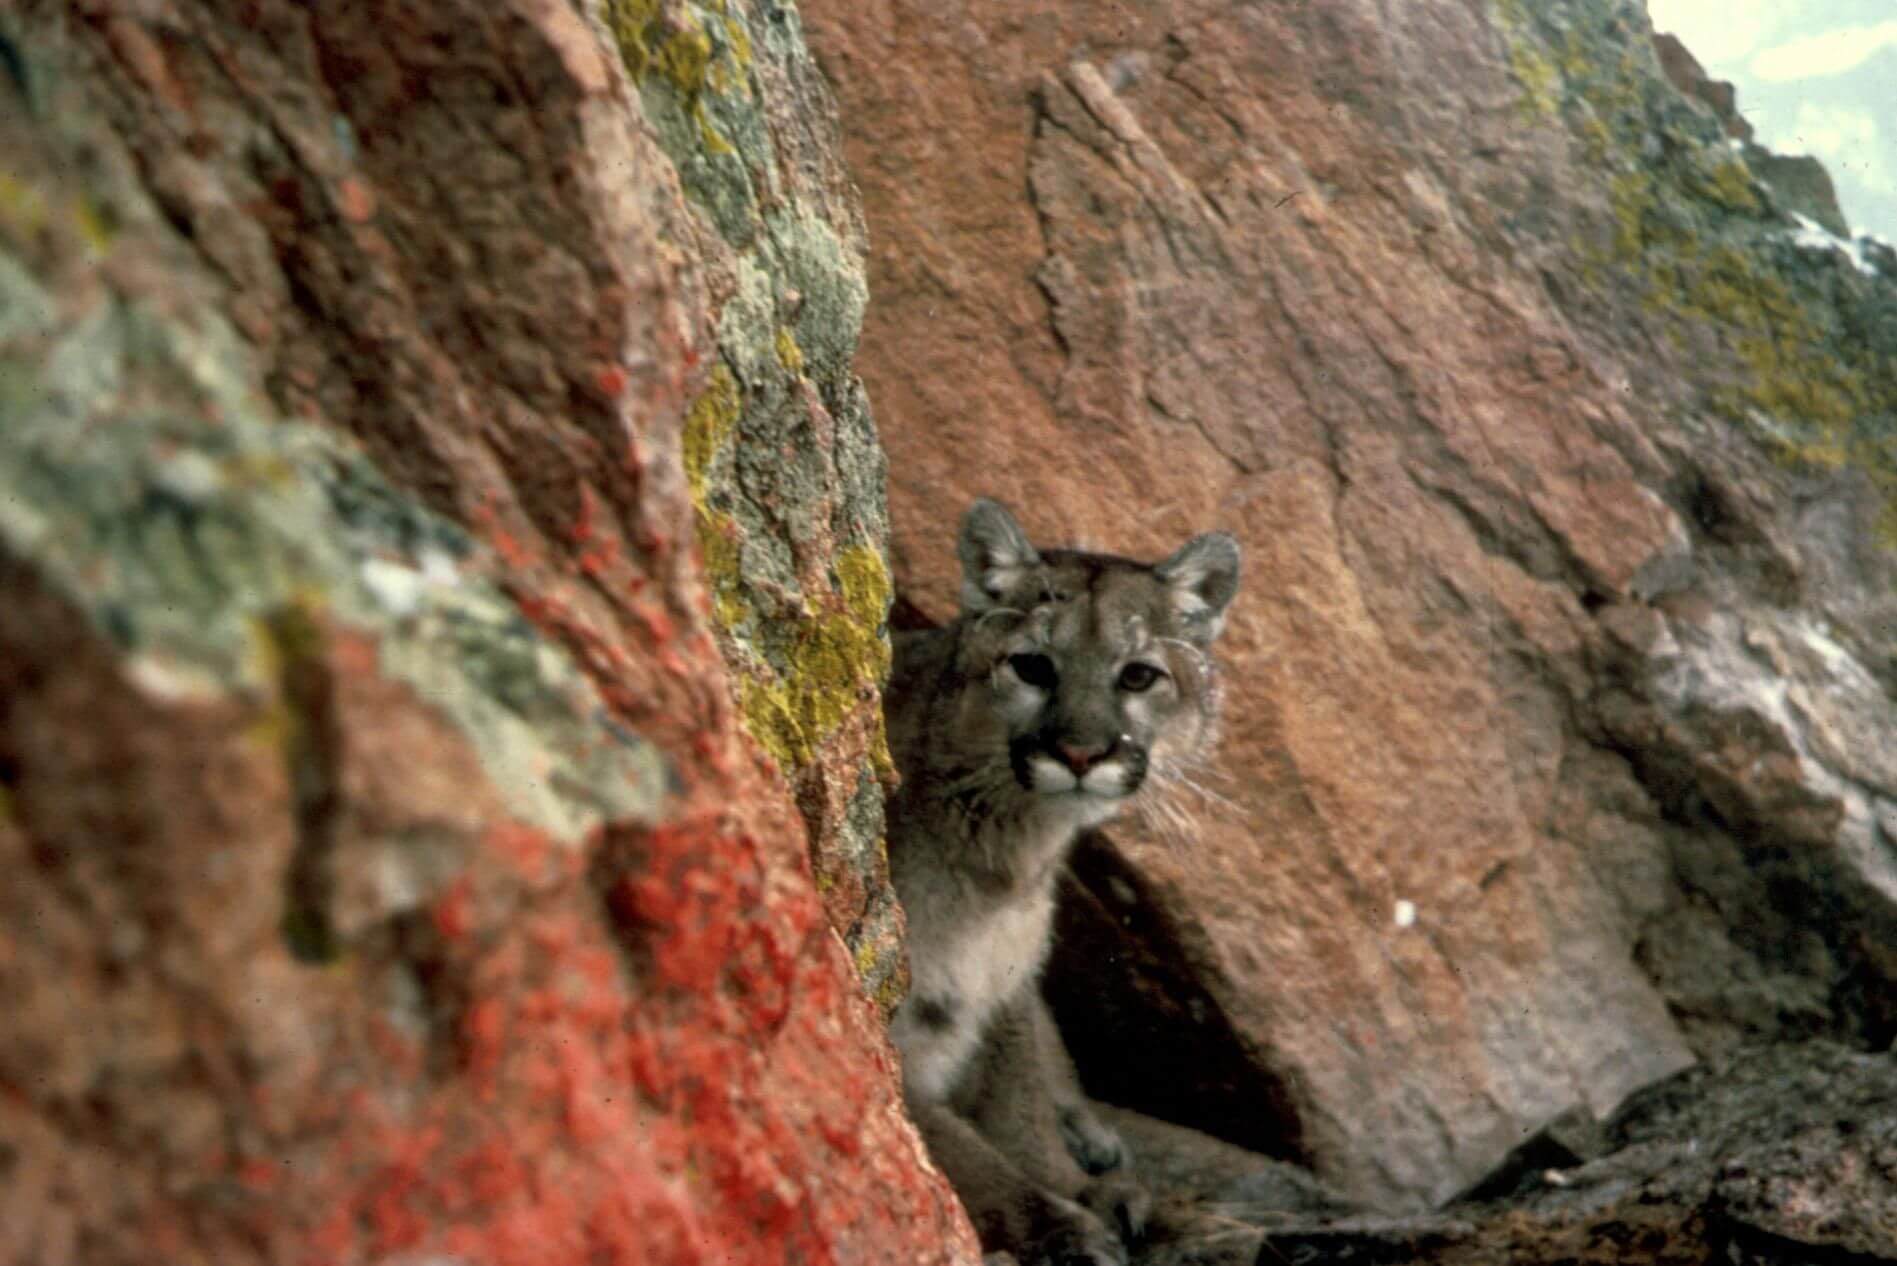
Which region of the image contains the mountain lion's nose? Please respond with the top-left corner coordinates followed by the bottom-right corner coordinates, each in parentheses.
top-left (1055, 739), bottom-right (1112, 773)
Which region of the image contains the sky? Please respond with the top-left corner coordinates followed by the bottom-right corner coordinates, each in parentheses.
top-left (1646, 0), bottom-right (1897, 241)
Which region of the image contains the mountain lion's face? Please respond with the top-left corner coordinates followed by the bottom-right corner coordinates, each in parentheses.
top-left (941, 500), bottom-right (1240, 826)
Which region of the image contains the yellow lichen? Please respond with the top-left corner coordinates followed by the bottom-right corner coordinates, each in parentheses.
top-left (0, 170), bottom-right (49, 236)
top-left (1703, 160), bottom-right (1762, 215)
top-left (604, 0), bottom-right (746, 153)
top-left (73, 197), bottom-right (114, 253)
top-left (684, 360), bottom-right (894, 764)
top-left (835, 545), bottom-right (898, 780)
top-left (1678, 247), bottom-right (1872, 434)
top-left (721, 14), bottom-right (754, 77)
top-left (1598, 164), bottom-right (1897, 543)
top-left (734, 545), bottom-right (893, 772)
top-left (1607, 170), bottom-right (1655, 259)
top-left (696, 509), bottom-right (752, 632)
top-left (243, 597), bottom-right (328, 748)
top-left (1492, 0), bottom-right (1560, 119)
top-left (774, 326), bottom-right (804, 375)
top-left (694, 102), bottom-right (735, 156)
top-left (1508, 43), bottom-right (1561, 119)
top-left (605, 0), bottom-right (709, 92)
top-left (1578, 115), bottom-right (1613, 167)
top-left (0, 170), bottom-right (111, 253)
top-left (681, 362), bottom-right (740, 502)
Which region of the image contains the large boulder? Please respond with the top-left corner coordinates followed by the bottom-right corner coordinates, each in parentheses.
top-left (803, 0), bottom-right (1897, 1212)
top-left (0, 2), bottom-right (973, 1262)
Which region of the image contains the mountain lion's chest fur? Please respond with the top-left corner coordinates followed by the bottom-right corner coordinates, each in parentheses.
top-left (892, 854), bottom-right (1057, 1101)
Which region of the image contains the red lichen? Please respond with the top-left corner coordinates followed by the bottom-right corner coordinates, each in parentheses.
top-left (434, 875), bottom-right (476, 941)
top-left (336, 174), bottom-right (377, 224)
top-left (236, 1158), bottom-right (279, 1192)
top-left (274, 805), bottom-right (958, 1266)
top-left (568, 483), bottom-right (601, 546)
top-left (595, 364), bottom-right (630, 399)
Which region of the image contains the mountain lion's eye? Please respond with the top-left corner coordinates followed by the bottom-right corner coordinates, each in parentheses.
top-left (1117, 662), bottom-right (1163, 693)
top-left (1007, 653), bottom-right (1058, 690)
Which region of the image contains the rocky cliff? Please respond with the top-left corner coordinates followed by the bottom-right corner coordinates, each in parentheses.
top-left (804, 0), bottom-right (1896, 1228)
top-left (3, 0), bottom-right (1894, 1263)
top-left (0, 1), bottom-right (974, 1262)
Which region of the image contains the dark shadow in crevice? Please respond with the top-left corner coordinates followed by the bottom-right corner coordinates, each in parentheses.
top-left (271, 605), bottom-right (344, 965)
top-left (1046, 830), bottom-right (1308, 1166)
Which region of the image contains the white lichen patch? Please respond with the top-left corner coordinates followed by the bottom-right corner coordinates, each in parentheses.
top-left (359, 557), bottom-right (428, 617)
top-left (1652, 608), bottom-right (1897, 905)
top-left (358, 550), bottom-right (463, 619)
top-left (123, 652), bottom-right (227, 704)
top-left (1786, 213), bottom-right (1882, 277)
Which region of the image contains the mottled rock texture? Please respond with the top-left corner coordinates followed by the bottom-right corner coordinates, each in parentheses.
top-left (804, 0), bottom-right (1897, 1216)
top-left (0, 2), bottom-right (974, 1263)
top-left (1109, 1040), bottom-right (1897, 1266)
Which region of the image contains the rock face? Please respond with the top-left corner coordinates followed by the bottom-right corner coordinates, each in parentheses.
top-left (803, 0), bottom-right (1897, 1215)
top-left (0, 3), bottom-right (973, 1263)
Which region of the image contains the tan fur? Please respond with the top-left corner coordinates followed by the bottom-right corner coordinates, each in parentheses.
top-left (884, 499), bottom-right (1240, 1266)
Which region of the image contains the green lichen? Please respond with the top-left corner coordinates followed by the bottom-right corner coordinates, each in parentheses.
top-left (767, 209), bottom-right (868, 374)
top-left (1602, 169), bottom-right (1893, 533)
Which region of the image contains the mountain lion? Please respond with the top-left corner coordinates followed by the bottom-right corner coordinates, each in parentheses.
top-left (885, 499), bottom-right (1241, 1265)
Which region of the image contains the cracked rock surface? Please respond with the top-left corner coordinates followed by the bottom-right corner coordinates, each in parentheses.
top-left (805, 0), bottom-right (1897, 1219)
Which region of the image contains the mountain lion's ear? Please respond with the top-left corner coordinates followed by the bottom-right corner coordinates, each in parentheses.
top-left (958, 499), bottom-right (1041, 612)
top-left (1156, 532), bottom-right (1240, 643)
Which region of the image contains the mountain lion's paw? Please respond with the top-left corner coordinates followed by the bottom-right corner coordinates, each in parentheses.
top-left (1058, 1103), bottom-right (1127, 1175)
top-left (1078, 1171), bottom-right (1151, 1244)
top-left (1026, 1195), bottom-right (1128, 1266)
